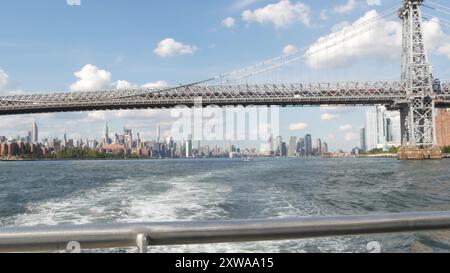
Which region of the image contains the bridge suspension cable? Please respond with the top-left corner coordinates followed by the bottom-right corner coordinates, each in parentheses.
top-left (424, 1), bottom-right (450, 16)
top-left (423, 0), bottom-right (450, 28)
top-left (207, 4), bottom-right (402, 86)
top-left (306, 4), bottom-right (401, 57)
top-left (422, 12), bottom-right (450, 29)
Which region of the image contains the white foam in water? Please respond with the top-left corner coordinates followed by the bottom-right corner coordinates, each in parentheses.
top-left (3, 168), bottom-right (356, 253)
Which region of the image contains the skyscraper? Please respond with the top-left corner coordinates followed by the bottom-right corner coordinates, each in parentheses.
top-left (267, 134), bottom-right (274, 155)
top-left (365, 107), bottom-right (383, 151)
top-left (385, 111), bottom-right (401, 146)
top-left (323, 142), bottom-right (329, 154)
top-left (31, 120), bottom-right (38, 144)
top-left (156, 125), bottom-right (161, 143)
top-left (124, 128), bottom-right (133, 149)
top-left (365, 106), bottom-right (401, 151)
top-left (185, 139), bottom-right (193, 158)
top-left (297, 137), bottom-right (305, 156)
top-left (360, 127), bottom-right (366, 152)
top-left (27, 131), bottom-right (32, 143)
top-left (316, 138), bottom-right (322, 155)
top-left (103, 123), bottom-right (110, 144)
top-left (288, 136), bottom-right (298, 157)
top-left (281, 142), bottom-right (288, 157)
top-left (276, 136), bottom-right (283, 156)
top-left (63, 132), bottom-right (68, 147)
top-left (305, 134), bottom-right (312, 156)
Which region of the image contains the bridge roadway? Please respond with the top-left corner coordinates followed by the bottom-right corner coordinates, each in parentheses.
top-left (1, 81), bottom-right (450, 115)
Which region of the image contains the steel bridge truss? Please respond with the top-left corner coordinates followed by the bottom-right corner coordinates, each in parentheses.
top-left (0, 81), bottom-right (415, 115)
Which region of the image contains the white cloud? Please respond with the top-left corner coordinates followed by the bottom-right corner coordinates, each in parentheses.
top-left (222, 17), bottom-right (236, 28)
top-left (115, 80), bottom-right (167, 90)
top-left (283, 44), bottom-right (299, 55)
top-left (344, 132), bottom-right (358, 141)
top-left (86, 111), bottom-right (107, 121)
top-left (242, 0), bottom-right (310, 28)
top-left (0, 68), bottom-right (21, 95)
top-left (154, 38), bottom-right (197, 58)
top-left (331, 21), bottom-right (350, 32)
top-left (321, 113), bottom-right (339, 121)
top-left (334, 0), bottom-right (356, 14)
top-left (306, 11), bottom-right (450, 69)
top-left (423, 18), bottom-right (450, 60)
top-left (71, 64), bottom-right (167, 92)
top-left (289, 122), bottom-right (308, 131)
top-left (339, 124), bottom-right (353, 131)
top-left (0, 69), bottom-right (11, 93)
top-left (113, 80), bottom-right (137, 90)
top-left (142, 81), bottom-right (168, 89)
top-left (306, 10), bottom-right (402, 69)
top-left (366, 0), bottom-right (381, 6)
top-left (66, 0), bottom-right (81, 6)
top-left (70, 64), bottom-right (112, 91)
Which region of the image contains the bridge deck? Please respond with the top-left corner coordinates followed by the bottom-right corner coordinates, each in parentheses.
top-left (1, 81), bottom-right (450, 115)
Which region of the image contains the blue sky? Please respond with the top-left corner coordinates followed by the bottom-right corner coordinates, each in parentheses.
top-left (1, 0), bottom-right (450, 150)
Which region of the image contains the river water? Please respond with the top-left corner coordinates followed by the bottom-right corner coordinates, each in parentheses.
top-left (0, 157), bottom-right (449, 253)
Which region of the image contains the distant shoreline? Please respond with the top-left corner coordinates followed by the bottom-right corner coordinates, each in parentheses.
top-left (0, 155), bottom-right (401, 162)
top-left (359, 154), bottom-right (398, 158)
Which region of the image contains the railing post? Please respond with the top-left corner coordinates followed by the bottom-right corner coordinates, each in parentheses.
top-left (136, 234), bottom-right (149, 253)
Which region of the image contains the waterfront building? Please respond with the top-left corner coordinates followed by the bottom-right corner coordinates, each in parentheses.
top-left (267, 135), bottom-right (274, 155)
top-left (101, 144), bottom-right (126, 154)
top-left (305, 134), bottom-right (312, 156)
top-left (436, 109), bottom-right (450, 147)
top-left (323, 142), bottom-right (329, 154)
top-left (281, 142), bottom-right (288, 157)
top-left (297, 137), bottom-right (305, 156)
top-left (66, 139), bottom-right (74, 149)
top-left (360, 127), bottom-right (366, 152)
top-left (0, 143), bottom-right (7, 156)
top-left (288, 136), bottom-right (297, 157)
top-left (316, 138), bottom-right (322, 155)
top-left (275, 136), bottom-right (283, 156)
top-left (365, 106), bottom-right (401, 151)
top-left (185, 139), bottom-right (193, 158)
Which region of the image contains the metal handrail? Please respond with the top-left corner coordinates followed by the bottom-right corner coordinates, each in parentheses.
top-left (0, 211), bottom-right (449, 252)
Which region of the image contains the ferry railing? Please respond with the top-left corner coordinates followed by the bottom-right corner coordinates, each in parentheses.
top-left (0, 211), bottom-right (449, 253)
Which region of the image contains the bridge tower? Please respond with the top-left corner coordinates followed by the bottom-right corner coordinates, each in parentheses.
top-left (398, 0), bottom-right (436, 150)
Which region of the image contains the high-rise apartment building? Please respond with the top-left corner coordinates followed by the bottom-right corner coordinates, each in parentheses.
top-left (365, 106), bottom-right (401, 151)
top-left (297, 137), bottom-right (305, 156)
top-left (360, 127), bottom-right (366, 152)
top-left (305, 134), bottom-right (312, 156)
top-left (288, 136), bottom-right (298, 157)
top-left (316, 138), bottom-right (322, 155)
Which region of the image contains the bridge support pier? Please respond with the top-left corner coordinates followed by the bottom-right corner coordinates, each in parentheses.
top-left (397, 0), bottom-right (442, 160)
top-left (398, 146), bottom-right (442, 160)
